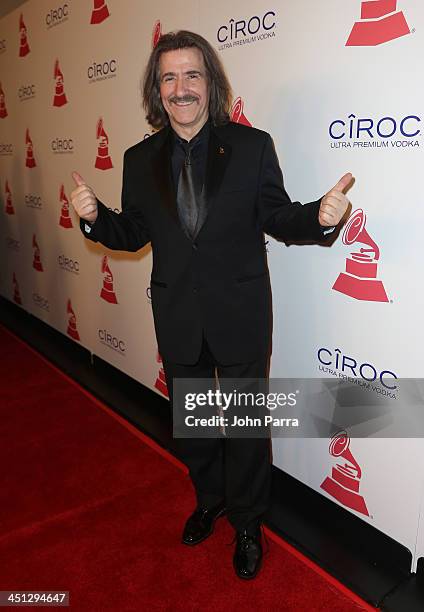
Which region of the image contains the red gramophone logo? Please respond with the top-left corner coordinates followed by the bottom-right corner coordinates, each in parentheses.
top-left (346, 0), bottom-right (410, 46)
top-left (59, 184), bottom-right (73, 228)
top-left (19, 13), bottom-right (30, 57)
top-left (152, 20), bottom-right (162, 48)
top-left (90, 0), bottom-right (110, 25)
top-left (100, 255), bottom-right (118, 303)
top-left (25, 129), bottom-right (36, 168)
top-left (154, 351), bottom-right (169, 397)
top-left (67, 299), bottom-right (80, 341)
top-left (32, 234), bottom-right (43, 271)
top-left (332, 209), bottom-right (388, 302)
top-left (0, 82), bottom-right (8, 118)
top-left (321, 431), bottom-right (369, 516)
top-left (230, 97), bottom-right (252, 127)
top-left (5, 180), bottom-right (14, 215)
top-left (95, 118), bottom-right (113, 170)
top-left (53, 60), bottom-right (68, 107)
top-left (13, 273), bottom-right (22, 305)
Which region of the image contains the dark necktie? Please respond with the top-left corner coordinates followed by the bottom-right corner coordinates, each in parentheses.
top-left (177, 142), bottom-right (201, 240)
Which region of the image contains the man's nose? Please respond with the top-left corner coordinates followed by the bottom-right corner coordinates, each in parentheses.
top-left (174, 75), bottom-right (186, 97)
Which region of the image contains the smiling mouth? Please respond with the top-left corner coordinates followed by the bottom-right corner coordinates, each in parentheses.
top-left (169, 96), bottom-right (199, 107)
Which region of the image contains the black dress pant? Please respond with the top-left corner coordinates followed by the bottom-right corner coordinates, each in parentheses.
top-left (162, 336), bottom-right (271, 533)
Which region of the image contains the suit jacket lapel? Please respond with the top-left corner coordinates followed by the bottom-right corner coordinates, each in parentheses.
top-left (150, 127), bottom-right (180, 224)
top-left (194, 125), bottom-right (232, 239)
top-left (205, 126), bottom-right (232, 202)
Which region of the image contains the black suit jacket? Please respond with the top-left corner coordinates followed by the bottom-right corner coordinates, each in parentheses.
top-left (81, 121), bottom-right (326, 364)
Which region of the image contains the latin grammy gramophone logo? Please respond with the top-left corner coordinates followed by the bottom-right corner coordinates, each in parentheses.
top-left (152, 20), bottom-right (162, 48)
top-left (5, 180), bottom-right (14, 215)
top-left (32, 234), bottom-right (43, 272)
top-left (13, 273), bottom-right (22, 305)
top-left (53, 60), bottom-right (68, 107)
top-left (100, 255), bottom-right (118, 303)
top-left (346, 0), bottom-right (410, 46)
top-left (90, 0), bottom-right (110, 25)
top-left (19, 13), bottom-right (30, 57)
top-left (59, 184), bottom-right (73, 228)
top-left (332, 208), bottom-right (388, 302)
top-left (321, 430), bottom-right (369, 516)
top-left (67, 299), bottom-right (80, 341)
top-left (230, 97), bottom-right (252, 127)
top-left (154, 351), bottom-right (169, 397)
top-left (25, 129), bottom-right (36, 168)
top-left (95, 118), bottom-right (113, 170)
top-left (0, 82), bottom-right (8, 118)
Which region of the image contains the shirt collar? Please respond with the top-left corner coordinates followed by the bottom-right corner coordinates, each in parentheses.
top-left (171, 118), bottom-right (210, 148)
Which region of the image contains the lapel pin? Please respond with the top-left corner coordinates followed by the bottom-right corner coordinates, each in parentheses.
top-left (219, 146), bottom-right (225, 155)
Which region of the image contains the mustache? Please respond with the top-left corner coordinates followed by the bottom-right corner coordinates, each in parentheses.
top-left (169, 95), bottom-right (199, 104)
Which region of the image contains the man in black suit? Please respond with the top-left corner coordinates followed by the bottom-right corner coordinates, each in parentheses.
top-left (71, 30), bottom-right (350, 579)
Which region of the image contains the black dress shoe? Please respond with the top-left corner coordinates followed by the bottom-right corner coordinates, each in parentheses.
top-left (182, 502), bottom-right (226, 546)
top-left (233, 527), bottom-right (263, 579)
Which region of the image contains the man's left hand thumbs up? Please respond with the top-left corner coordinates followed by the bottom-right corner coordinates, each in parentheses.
top-left (319, 172), bottom-right (353, 227)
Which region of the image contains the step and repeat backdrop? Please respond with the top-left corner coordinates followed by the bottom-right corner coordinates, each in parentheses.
top-left (1, 0), bottom-right (423, 570)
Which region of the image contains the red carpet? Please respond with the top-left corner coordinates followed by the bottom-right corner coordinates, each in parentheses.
top-left (0, 325), bottom-right (375, 611)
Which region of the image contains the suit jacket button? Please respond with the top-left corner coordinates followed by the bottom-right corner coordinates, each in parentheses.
top-left (192, 242), bottom-right (198, 250)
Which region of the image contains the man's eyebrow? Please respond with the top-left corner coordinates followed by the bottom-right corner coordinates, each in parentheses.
top-left (161, 69), bottom-right (203, 79)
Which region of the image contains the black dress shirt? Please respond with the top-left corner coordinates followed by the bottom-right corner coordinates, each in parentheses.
top-left (171, 119), bottom-right (210, 192)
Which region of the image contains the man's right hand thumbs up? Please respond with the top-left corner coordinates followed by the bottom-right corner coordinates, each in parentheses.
top-left (70, 171), bottom-right (98, 224)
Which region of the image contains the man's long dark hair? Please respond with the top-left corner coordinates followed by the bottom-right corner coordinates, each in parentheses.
top-left (143, 30), bottom-right (232, 129)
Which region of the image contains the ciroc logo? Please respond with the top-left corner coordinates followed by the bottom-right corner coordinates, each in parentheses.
top-left (87, 59), bottom-right (117, 83)
top-left (329, 113), bottom-right (421, 150)
top-left (33, 292), bottom-right (49, 311)
top-left (18, 84), bottom-right (35, 101)
top-left (0, 143), bottom-right (13, 155)
top-left (51, 137), bottom-right (74, 154)
top-left (58, 254), bottom-right (80, 274)
top-left (46, 3), bottom-right (69, 29)
top-left (6, 237), bottom-right (20, 251)
top-left (217, 10), bottom-right (276, 51)
top-left (317, 346), bottom-right (398, 391)
top-left (25, 193), bottom-right (42, 209)
top-left (98, 329), bottom-right (126, 355)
